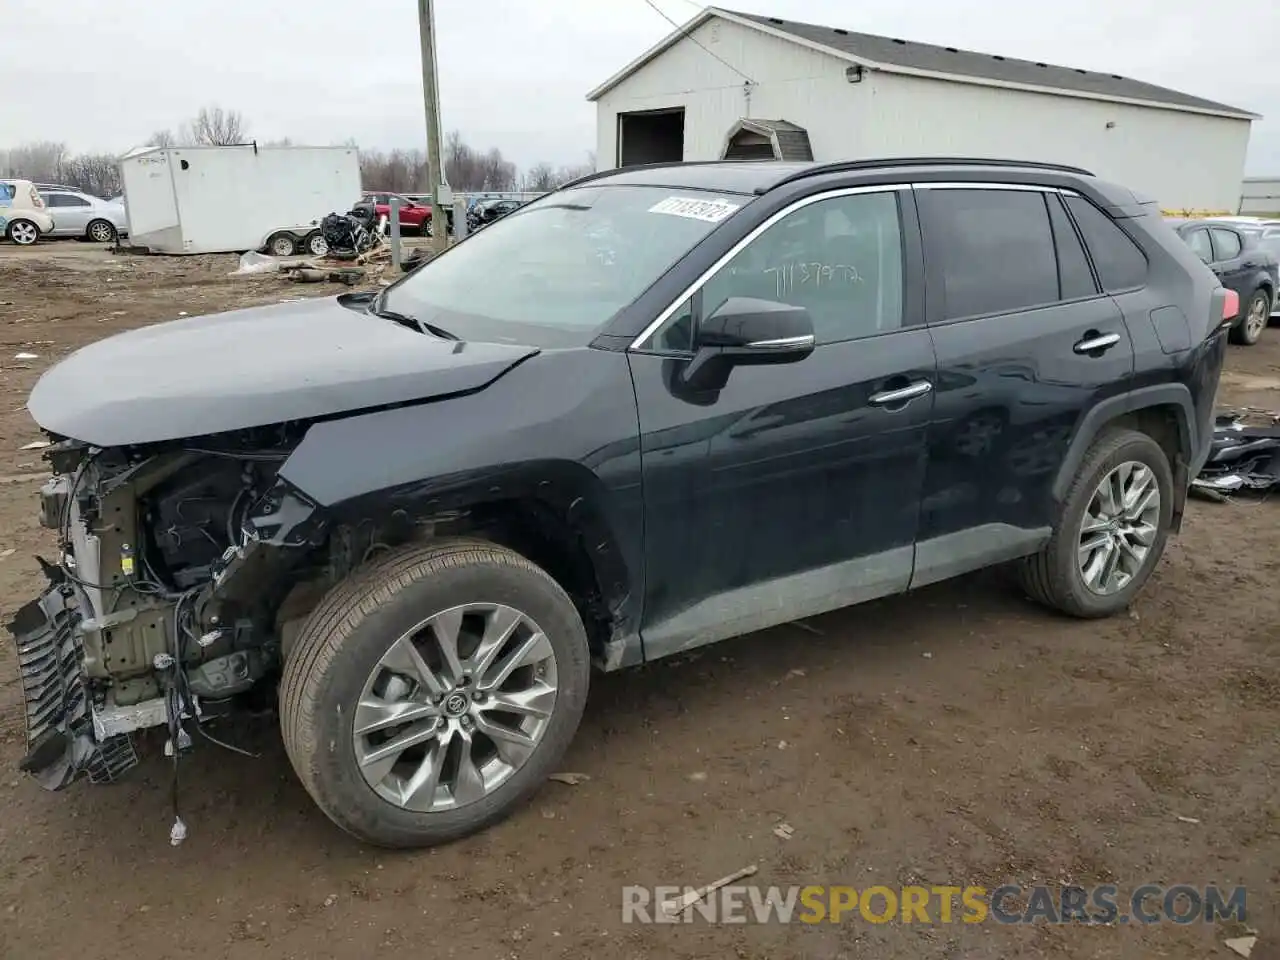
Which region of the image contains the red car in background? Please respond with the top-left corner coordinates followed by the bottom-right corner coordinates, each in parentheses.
top-left (364, 192), bottom-right (432, 233)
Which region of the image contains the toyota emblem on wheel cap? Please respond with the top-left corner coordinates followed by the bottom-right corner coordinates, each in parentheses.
top-left (444, 693), bottom-right (469, 716)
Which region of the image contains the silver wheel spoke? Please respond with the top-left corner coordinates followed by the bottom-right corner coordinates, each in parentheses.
top-left (485, 682), bottom-right (556, 720)
top-left (481, 631), bottom-right (553, 692)
top-left (475, 715), bottom-right (536, 766)
top-left (382, 634), bottom-right (447, 697)
top-left (354, 698), bottom-right (437, 736)
top-left (1129, 521), bottom-right (1158, 546)
top-left (358, 721), bottom-right (438, 783)
top-left (1080, 513), bottom-right (1111, 535)
top-left (452, 730), bottom-right (488, 805)
top-left (400, 741), bottom-right (445, 811)
top-left (468, 606), bottom-right (523, 680)
top-left (1078, 532), bottom-right (1111, 564)
top-left (430, 608), bottom-right (466, 685)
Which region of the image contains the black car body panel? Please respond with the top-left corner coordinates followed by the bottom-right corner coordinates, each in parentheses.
top-left (1171, 219), bottom-right (1279, 325)
top-left (27, 295), bottom-right (538, 446)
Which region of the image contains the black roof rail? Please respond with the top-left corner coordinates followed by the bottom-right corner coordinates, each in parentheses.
top-left (552, 160), bottom-right (741, 193)
top-left (768, 156), bottom-right (1095, 191)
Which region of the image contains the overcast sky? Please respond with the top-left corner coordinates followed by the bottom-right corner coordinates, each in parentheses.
top-left (2, 0), bottom-right (1276, 173)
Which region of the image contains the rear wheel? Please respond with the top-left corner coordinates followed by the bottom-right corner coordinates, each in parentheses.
top-left (280, 538), bottom-right (590, 848)
top-left (1017, 428), bottom-right (1173, 618)
top-left (267, 232), bottom-right (298, 257)
top-left (86, 219), bottom-right (117, 244)
top-left (6, 219), bottom-right (40, 246)
top-left (1229, 288), bottom-right (1270, 345)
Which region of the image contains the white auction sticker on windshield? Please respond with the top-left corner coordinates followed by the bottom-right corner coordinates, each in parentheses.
top-left (648, 196), bottom-right (741, 223)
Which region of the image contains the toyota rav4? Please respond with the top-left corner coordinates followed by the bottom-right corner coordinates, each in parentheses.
top-left (9, 158), bottom-right (1230, 848)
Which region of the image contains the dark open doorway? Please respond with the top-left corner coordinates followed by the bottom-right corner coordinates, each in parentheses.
top-left (617, 108), bottom-right (685, 167)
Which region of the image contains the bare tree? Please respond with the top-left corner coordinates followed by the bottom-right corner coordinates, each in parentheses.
top-left (1, 141), bottom-right (67, 182)
top-left (186, 106), bottom-right (248, 146)
top-left (523, 162), bottom-right (557, 192)
top-left (263, 137), bottom-right (294, 148)
top-left (58, 154), bottom-right (122, 198)
top-left (148, 128), bottom-right (176, 148)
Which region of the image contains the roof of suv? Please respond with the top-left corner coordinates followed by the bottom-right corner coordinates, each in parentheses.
top-left (562, 157), bottom-right (1099, 196)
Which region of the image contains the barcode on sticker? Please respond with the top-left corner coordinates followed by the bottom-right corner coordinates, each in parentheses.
top-left (648, 196), bottom-right (741, 223)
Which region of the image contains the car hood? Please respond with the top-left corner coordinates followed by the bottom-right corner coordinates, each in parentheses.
top-left (28, 295), bottom-right (538, 446)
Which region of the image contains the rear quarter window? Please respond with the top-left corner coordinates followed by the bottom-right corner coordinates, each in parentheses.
top-left (1064, 195), bottom-right (1148, 292)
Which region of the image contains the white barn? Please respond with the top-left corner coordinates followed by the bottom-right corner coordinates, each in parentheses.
top-left (588, 7), bottom-right (1258, 213)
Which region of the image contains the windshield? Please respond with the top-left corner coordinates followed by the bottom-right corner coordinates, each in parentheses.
top-left (381, 184), bottom-right (750, 346)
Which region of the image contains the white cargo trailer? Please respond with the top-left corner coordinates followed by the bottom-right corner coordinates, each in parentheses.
top-left (118, 144), bottom-right (361, 255)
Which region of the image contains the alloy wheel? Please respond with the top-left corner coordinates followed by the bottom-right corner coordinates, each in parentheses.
top-left (89, 220), bottom-right (115, 243)
top-left (353, 602), bottom-right (558, 812)
top-left (9, 221), bottom-right (38, 245)
top-left (1245, 294), bottom-right (1269, 340)
top-left (308, 235), bottom-right (328, 257)
top-left (1077, 461), bottom-right (1161, 595)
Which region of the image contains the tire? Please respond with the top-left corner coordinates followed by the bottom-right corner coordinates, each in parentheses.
top-left (85, 219), bottom-right (117, 244)
top-left (6, 219), bottom-right (40, 246)
top-left (1229, 288), bottom-right (1270, 346)
top-left (1016, 427), bottom-right (1173, 618)
top-left (280, 538), bottom-right (590, 848)
top-left (267, 232), bottom-right (298, 257)
top-left (302, 230), bottom-right (328, 257)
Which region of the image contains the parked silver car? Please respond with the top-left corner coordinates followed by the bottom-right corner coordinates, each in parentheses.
top-left (38, 189), bottom-right (129, 243)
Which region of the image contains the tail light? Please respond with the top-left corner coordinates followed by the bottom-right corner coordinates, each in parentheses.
top-left (1222, 288), bottom-right (1239, 322)
top-left (28, 186), bottom-right (45, 209)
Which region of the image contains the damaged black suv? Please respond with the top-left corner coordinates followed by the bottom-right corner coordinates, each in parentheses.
top-left (10, 158), bottom-right (1229, 848)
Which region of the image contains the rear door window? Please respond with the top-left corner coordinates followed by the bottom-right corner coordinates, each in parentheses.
top-left (1209, 228), bottom-right (1242, 261)
top-left (919, 188), bottom-right (1059, 319)
top-left (1184, 228), bottom-right (1213, 263)
top-left (1064, 195), bottom-right (1148, 292)
top-left (1046, 193), bottom-right (1097, 300)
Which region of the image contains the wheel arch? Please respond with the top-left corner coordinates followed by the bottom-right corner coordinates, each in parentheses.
top-left (1054, 385), bottom-right (1197, 529)
top-left (290, 461), bottom-right (643, 672)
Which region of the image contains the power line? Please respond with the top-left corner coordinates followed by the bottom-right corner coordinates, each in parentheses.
top-left (639, 0), bottom-right (755, 85)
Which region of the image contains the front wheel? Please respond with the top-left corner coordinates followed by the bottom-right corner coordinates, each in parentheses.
top-left (6, 219), bottom-right (40, 246)
top-left (1016, 427), bottom-right (1173, 618)
top-left (279, 539), bottom-right (590, 848)
top-left (1230, 288), bottom-right (1270, 346)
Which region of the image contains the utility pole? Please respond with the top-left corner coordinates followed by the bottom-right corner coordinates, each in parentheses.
top-left (417, 0), bottom-right (447, 254)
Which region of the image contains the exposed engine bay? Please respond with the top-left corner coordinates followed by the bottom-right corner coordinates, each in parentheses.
top-left (10, 428), bottom-right (417, 818)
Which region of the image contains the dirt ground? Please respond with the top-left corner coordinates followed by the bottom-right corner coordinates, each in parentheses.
top-left (0, 241), bottom-right (1276, 960)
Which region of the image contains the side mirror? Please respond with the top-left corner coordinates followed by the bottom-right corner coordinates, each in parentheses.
top-left (676, 297), bottom-right (815, 395)
top-left (696, 297), bottom-right (815, 360)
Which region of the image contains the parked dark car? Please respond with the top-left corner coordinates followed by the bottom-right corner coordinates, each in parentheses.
top-left (1170, 218), bottom-right (1278, 345)
top-left (472, 197), bottom-right (524, 227)
top-left (9, 157), bottom-right (1230, 849)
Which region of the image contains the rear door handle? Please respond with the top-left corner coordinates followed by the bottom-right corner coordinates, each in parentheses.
top-left (869, 380), bottom-right (933, 407)
top-left (1073, 332), bottom-right (1121, 355)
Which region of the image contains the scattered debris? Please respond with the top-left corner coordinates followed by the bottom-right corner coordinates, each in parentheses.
top-left (787, 668), bottom-right (807, 678)
top-left (13, 352), bottom-right (37, 360)
top-left (0, 549), bottom-right (15, 560)
top-left (1175, 815), bottom-right (1201, 824)
top-left (922, 651), bottom-right (934, 659)
top-left (548, 772), bottom-right (590, 786)
top-left (323, 894), bottom-right (337, 908)
top-left (1224, 935), bottom-right (1257, 958)
top-left (687, 771), bottom-right (708, 782)
top-left (1193, 413), bottom-right (1280, 498)
top-left (19, 441), bottom-right (50, 451)
top-left (660, 864), bottom-right (758, 916)
top-left (773, 822), bottom-right (795, 840)
top-left (777, 740), bottom-right (788, 750)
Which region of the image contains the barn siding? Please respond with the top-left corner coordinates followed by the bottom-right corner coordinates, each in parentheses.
top-left (595, 17), bottom-right (1251, 212)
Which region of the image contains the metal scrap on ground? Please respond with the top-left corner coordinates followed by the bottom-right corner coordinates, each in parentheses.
top-left (1191, 412), bottom-right (1280, 498)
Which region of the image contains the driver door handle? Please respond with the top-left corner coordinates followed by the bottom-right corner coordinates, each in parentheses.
top-left (869, 380), bottom-right (933, 407)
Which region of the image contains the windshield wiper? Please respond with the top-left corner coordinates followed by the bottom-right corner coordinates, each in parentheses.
top-left (369, 290), bottom-right (457, 340)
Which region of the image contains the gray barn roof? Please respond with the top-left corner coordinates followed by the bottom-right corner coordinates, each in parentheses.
top-left (587, 7), bottom-right (1257, 120)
